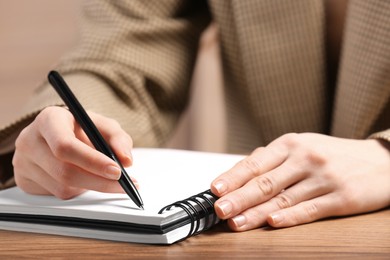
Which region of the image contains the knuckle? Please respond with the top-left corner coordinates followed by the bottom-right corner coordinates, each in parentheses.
top-left (320, 168), bottom-right (339, 187)
top-left (302, 148), bottom-right (327, 168)
top-left (53, 164), bottom-right (73, 186)
top-left (279, 133), bottom-right (299, 148)
top-left (255, 176), bottom-right (275, 196)
top-left (238, 156), bottom-right (262, 177)
top-left (37, 106), bottom-right (58, 123)
top-left (14, 128), bottom-right (32, 153)
top-left (304, 202), bottom-right (320, 220)
top-left (51, 138), bottom-right (74, 159)
top-left (108, 118), bottom-right (121, 129)
top-left (53, 186), bottom-right (76, 200)
top-left (274, 193), bottom-right (293, 209)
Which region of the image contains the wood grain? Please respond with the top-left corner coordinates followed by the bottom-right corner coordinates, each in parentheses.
top-left (1, 209), bottom-right (389, 259)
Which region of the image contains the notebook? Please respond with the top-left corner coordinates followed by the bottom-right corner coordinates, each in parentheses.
top-left (0, 148), bottom-right (244, 244)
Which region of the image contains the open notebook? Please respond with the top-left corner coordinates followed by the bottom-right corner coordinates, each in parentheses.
top-left (0, 148), bottom-right (244, 244)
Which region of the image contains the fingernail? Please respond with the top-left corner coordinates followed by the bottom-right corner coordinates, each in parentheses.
top-left (213, 180), bottom-right (227, 194)
top-left (131, 177), bottom-right (139, 189)
top-left (218, 200), bottom-right (232, 216)
top-left (232, 214), bottom-right (246, 228)
top-left (123, 150), bottom-right (133, 166)
top-left (126, 151), bottom-right (133, 164)
top-left (105, 165), bottom-right (121, 180)
top-left (270, 213), bottom-right (284, 225)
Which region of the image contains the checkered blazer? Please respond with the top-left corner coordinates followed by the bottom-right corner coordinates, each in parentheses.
top-left (0, 0), bottom-right (389, 154)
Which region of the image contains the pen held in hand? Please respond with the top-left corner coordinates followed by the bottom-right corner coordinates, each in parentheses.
top-left (47, 70), bottom-right (144, 209)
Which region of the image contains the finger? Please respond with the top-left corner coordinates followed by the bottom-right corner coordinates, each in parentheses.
top-left (225, 177), bottom-right (333, 231)
top-left (13, 157), bottom-right (52, 196)
top-left (38, 158), bottom-right (124, 198)
top-left (17, 153), bottom-right (128, 199)
top-left (14, 153), bottom-right (84, 199)
top-left (17, 178), bottom-right (56, 196)
top-left (89, 112), bottom-right (134, 167)
top-left (267, 193), bottom-right (341, 228)
top-left (211, 145), bottom-right (288, 197)
top-left (29, 139), bottom-right (125, 195)
top-left (73, 123), bottom-right (134, 172)
top-left (36, 107), bottom-right (123, 180)
top-left (19, 114), bottom-right (138, 194)
top-left (214, 160), bottom-right (306, 220)
top-left (51, 164), bottom-right (125, 195)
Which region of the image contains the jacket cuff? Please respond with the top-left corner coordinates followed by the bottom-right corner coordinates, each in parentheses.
top-left (368, 129), bottom-right (390, 143)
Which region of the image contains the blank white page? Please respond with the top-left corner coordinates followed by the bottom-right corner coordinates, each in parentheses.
top-left (0, 148), bottom-right (244, 225)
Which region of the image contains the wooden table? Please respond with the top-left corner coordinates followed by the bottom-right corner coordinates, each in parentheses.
top-left (0, 209), bottom-right (389, 259)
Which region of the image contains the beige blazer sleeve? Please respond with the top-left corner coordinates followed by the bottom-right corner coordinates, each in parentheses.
top-left (0, 0), bottom-right (210, 153)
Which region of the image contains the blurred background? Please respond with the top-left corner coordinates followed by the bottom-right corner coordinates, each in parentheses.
top-left (0, 0), bottom-right (79, 125)
top-left (0, 0), bottom-right (226, 152)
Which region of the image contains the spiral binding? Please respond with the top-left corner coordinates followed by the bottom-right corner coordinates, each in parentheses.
top-left (158, 189), bottom-right (219, 241)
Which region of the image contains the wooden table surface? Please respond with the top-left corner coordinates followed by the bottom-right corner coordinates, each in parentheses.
top-left (0, 209), bottom-right (389, 259)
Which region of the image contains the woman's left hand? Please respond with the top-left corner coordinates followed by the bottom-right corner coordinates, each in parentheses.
top-left (211, 133), bottom-right (390, 231)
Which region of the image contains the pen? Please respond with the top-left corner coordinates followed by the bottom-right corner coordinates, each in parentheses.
top-left (48, 70), bottom-right (144, 209)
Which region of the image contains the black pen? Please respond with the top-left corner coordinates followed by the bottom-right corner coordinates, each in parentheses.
top-left (48, 70), bottom-right (144, 209)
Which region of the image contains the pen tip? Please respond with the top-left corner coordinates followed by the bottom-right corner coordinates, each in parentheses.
top-left (139, 205), bottom-right (144, 210)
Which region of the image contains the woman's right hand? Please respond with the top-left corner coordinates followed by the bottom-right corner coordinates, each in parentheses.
top-left (13, 106), bottom-right (135, 199)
